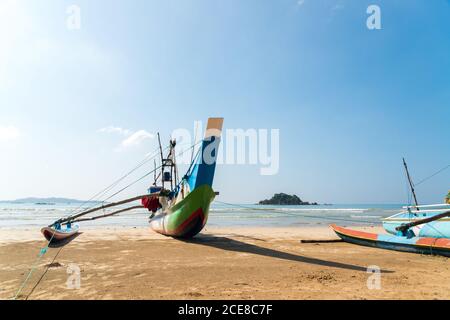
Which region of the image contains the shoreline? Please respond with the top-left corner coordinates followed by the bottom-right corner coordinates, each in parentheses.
top-left (1, 226), bottom-right (449, 300)
top-left (0, 224), bottom-right (379, 244)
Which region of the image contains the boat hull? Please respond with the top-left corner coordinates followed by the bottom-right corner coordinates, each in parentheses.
top-left (149, 184), bottom-right (216, 238)
top-left (331, 224), bottom-right (450, 257)
top-left (41, 225), bottom-right (79, 242)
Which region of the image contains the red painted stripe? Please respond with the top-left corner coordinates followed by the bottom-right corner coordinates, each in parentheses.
top-left (331, 224), bottom-right (378, 240)
top-left (331, 225), bottom-right (450, 254)
top-left (416, 237), bottom-right (437, 246)
top-left (432, 238), bottom-right (450, 249)
top-left (171, 207), bottom-right (204, 235)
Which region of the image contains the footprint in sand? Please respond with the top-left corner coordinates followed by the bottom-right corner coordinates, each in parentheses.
top-left (45, 262), bottom-right (63, 268)
top-left (187, 292), bottom-right (203, 297)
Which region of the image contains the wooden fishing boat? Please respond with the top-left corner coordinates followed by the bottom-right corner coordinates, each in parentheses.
top-left (148, 117), bottom-right (223, 238)
top-left (44, 117), bottom-right (223, 240)
top-left (331, 224), bottom-right (450, 257)
top-left (41, 224), bottom-right (79, 242)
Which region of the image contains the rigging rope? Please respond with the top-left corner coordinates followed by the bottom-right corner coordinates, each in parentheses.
top-left (66, 145), bottom-right (169, 219)
top-left (98, 140), bottom-right (203, 205)
top-left (70, 141), bottom-right (197, 218)
top-left (415, 163), bottom-right (450, 187)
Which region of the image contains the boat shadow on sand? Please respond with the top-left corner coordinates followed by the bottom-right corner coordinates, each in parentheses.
top-left (184, 234), bottom-right (393, 273)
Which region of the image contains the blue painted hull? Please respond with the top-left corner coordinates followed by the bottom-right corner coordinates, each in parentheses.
top-left (331, 224), bottom-right (450, 257)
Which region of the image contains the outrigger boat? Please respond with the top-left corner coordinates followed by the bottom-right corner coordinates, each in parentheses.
top-left (332, 159), bottom-right (450, 257)
top-left (42, 117), bottom-right (223, 242)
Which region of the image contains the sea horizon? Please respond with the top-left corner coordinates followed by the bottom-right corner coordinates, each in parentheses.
top-left (0, 202), bottom-right (405, 229)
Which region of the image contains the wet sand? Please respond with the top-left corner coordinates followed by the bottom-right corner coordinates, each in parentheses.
top-left (0, 226), bottom-right (449, 300)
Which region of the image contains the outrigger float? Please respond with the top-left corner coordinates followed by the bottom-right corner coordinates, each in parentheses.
top-left (332, 159), bottom-right (450, 257)
top-left (42, 117), bottom-right (224, 242)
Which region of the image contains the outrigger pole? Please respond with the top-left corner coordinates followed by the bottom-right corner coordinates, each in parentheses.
top-left (396, 210), bottom-right (450, 233)
top-left (51, 193), bottom-right (158, 226)
top-left (403, 158), bottom-right (420, 211)
top-left (67, 205), bottom-right (145, 224)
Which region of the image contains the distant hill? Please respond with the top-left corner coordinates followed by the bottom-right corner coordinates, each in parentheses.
top-left (0, 197), bottom-right (101, 204)
top-left (258, 193), bottom-right (318, 206)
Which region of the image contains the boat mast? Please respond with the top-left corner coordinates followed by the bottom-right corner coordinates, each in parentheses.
top-left (172, 140), bottom-right (178, 187)
top-left (403, 158), bottom-right (419, 211)
top-left (157, 132), bottom-right (164, 186)
top-left (157, 132), bottom-right (177, 191)
top-left (153, 159), bottom-right (157, 186)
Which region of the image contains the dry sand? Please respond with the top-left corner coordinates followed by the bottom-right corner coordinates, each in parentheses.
top-left (0, 226), bottom-right (449, 300)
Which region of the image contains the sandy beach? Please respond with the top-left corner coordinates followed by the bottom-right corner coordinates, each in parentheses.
top-left (0, 226), bottom-right (449, 300)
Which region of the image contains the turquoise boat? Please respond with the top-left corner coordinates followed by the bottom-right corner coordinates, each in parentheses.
top-left (333, 203), bottom-right (450, 257)
top-left (331, 224), bottom-right (450, 257)
top-left (332, 159), bottom-right (450, 257)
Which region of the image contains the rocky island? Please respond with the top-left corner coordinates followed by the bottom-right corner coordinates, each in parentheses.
top-left (258, 193), bottom-right (318, 205)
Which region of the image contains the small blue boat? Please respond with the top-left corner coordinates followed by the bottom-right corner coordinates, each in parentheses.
top-left (331, 224), bottom-right (450, 257)
top-left (332, 159), bottom-right (450, 257)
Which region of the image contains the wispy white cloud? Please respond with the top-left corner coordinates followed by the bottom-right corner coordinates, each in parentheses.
top-left (98, 126), bottom-right (130, 136)
top-left (98, 126), bottom-right (154, 150)
top-left (297, 0), bottom-right (305, 6)
top-left (0, 125), bottom-right (20, 141)
top-left (121, 130), bottom-right (154, 148)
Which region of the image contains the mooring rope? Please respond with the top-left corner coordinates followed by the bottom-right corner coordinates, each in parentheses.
top-left (12, 228), bottom-right (59, 300)
top-left (24, 245), bottom-right (64, 300)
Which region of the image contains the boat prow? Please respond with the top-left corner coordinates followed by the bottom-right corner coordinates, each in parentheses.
top-left (148, 117), bottom-right (223, 238)
top-left (331, 224), bottom-right (450, 257)
top-left (41, 225), bottom-right (79, 242)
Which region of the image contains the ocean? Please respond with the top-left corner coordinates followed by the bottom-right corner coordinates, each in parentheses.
top-left (0, 202), bottom-right (402, 229)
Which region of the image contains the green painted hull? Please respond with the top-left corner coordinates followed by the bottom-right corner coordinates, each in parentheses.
top-left (149, 185), bottom-right (216, 238)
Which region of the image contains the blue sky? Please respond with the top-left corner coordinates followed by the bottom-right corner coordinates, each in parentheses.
top-left (0, 0), bottom-right (449, 204)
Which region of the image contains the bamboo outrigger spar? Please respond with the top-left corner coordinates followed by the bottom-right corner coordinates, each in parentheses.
top-left (53, 194), bottom-right (152, 226)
